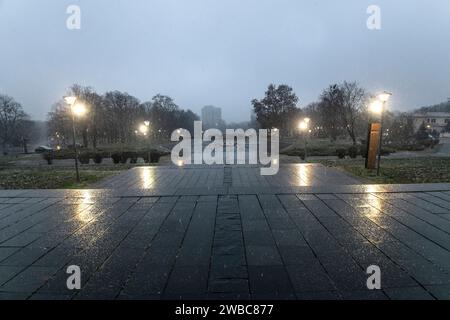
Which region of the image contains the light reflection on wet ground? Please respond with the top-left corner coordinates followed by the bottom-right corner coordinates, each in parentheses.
top-left (0, 166), bottom-right (449, 300)
top-left (95, 164), bottom-right (360, 192)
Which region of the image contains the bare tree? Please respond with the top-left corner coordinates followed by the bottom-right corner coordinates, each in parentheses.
top-left (69, 85), bottom-right (104, 148)
top-left (318, 85), bottom-right (345, 141)
top-left (339, 81), bottom-right (368, 145)
top-left (103, 91), bottom-right (141, 144)
top-left (47, 100), bottom-right (72, 147)
top-left (0, 95), bottom-right (28, 153)
top-left (318, 82), bottom-right (368, 144)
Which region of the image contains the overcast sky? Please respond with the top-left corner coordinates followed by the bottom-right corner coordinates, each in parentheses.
top-left (1, 0), bottom-right (449, 122)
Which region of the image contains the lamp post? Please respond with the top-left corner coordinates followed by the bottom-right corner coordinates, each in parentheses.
top-left (65, 96), bottom-right (87, 183)
top-left (369, 91), bottom-right (392, 176)
top-left (298, 118), bottom-right (310, 161)
top-left (139, 121), bottom-right (150, 163)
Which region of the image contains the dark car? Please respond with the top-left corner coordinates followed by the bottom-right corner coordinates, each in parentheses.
top-left (35, 146), bottom-right (53, 153)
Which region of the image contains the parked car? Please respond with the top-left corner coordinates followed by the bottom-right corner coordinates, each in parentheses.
top-left (35, 146), bottom-right (53, 153)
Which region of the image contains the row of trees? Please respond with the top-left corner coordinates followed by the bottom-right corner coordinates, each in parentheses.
top-left (3, 82), bottom-right (440, 154)
top-left (47, 85), bottom-right (199, 148)
top-left (252, 82), bottom-right (422, 146)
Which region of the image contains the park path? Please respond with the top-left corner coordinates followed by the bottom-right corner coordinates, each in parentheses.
top-left (1, 165), bottom-right (450, 300)
top-left (0, 184), bottom-right (450, 300)
top-left (94, 164), bottom-right (361, 193)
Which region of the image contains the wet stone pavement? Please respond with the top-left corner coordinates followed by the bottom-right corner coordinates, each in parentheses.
top-left (0, 164), bottom-right (450, 300)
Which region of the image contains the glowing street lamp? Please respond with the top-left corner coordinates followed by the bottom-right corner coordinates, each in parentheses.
top-left (64, 96), bottom-right (88, 183)
top-left (370, 91), bottom-right (392, 176)
top-left (369, 100), bottom-right (383, 115)
top-left (72, 103), bottom-right (87, 117)
top-left (298, 118), bottom-right (310, 161)
top-left (139, 124), bottom-right (149, 135)
top-left (138, 121), bottom-right (151, 164)
top-left (298, 121), bottom-right (308, 132)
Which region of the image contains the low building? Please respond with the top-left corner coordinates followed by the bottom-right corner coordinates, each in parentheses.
top-left (412, 112), bottom-right (450, 133)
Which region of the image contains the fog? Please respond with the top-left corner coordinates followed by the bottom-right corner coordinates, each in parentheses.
top-left (1, 0), bottom-right (449, 122)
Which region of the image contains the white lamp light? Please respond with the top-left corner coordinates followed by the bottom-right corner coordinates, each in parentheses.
top-left (64, 96), bottom-right (77, 105)
top-left (378, 91), bottom-right (392, 103)
top-left (370, 100), bottom-right (384, 114)
top-left (72, 103), bottom-right (87, 116)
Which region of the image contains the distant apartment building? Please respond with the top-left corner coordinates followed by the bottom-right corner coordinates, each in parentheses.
top-left (201, 105), bottom-right (224, 129)
top-left (412, 112), bottom-right (450, 133)
top-left (250, 110), bottom-right (257, 124)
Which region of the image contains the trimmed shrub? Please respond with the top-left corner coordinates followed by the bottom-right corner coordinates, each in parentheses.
top-left (129, 152), bottom-right (138, 164)
top-left (120, 152), bottom-right (129, 164)
top-left (150, 150), bottom-right (162, 163)
top-left (336, 148), bottom-right (346, 159)
top-left (111, 153), bottom-right (122, 164)
top-left (93, 153), bottom-right (103, 164)
top-left (141, 151), bottom-right (150, 163)
top-left (348, 146), bottom-right (358, 159)
top-left (299, 152), bottom-right (306, 160)
top-left (285, 149), bottom-right (305, 159)
top-left (79, 153), bottom-right (90, 164)
top-left (43, 152), bottom-right (53, 165)
top-left (53, 150), bottom-right (76, 160)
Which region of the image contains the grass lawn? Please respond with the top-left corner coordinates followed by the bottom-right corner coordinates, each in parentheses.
top-left (0, 166), bottom-right (126, 189)
top-left (317, 157), bottom-right (450, 184)
top-left (281, 138), bottom-right (353, 155)
top-left (0, 150), bottom-right (173, 189)
top-left (0, 153), bottom-right (41, 166)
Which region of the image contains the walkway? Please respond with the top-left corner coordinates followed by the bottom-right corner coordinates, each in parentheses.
top-left (0, 165), bottom-right (450, 300)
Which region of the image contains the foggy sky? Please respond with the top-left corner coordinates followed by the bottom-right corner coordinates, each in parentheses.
top-left (1, 0), bottom-right (449, 122)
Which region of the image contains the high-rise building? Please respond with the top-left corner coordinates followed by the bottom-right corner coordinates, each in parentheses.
top-left (201, 105), bottom-right (223, 129)
top-left (250, 110), bottom-right (257, 123)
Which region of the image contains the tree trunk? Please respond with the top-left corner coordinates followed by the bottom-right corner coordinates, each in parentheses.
top-left (350, 132), bottom-right (357, 145)
top-left (1, 140), bottom-right (7, 155)
top-left (82, 130), bottom-right (88, 148)
top-left (23, 138), bottom-right (28, 154)
top-left (347, 127), bottom-right (357, 145)
top-left (93, 133), bottom-right (97, 149)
